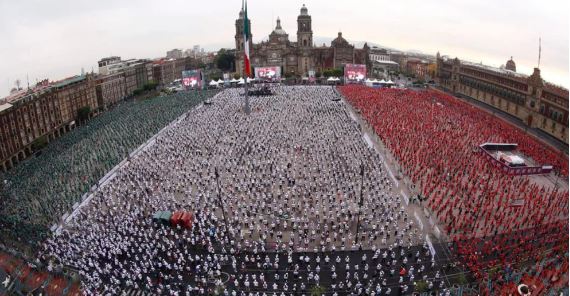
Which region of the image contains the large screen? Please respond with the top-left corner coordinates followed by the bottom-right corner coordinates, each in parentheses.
top-left (344, 64), bottom-right (367, 82)
top-left (254, 67), bottom-right (281, 80)
top-left (182, 70), bottom-right (202, 89)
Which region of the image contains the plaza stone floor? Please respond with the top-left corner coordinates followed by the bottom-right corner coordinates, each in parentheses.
top-left (42, 86), bottom-right (459, 295)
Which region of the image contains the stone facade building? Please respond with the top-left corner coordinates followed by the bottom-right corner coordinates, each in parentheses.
top-left (95, 73), bottom-right (126, 109)
top-left (437, 54), bottom-right (569, 143)
top-left (235, 5), bottom-right (369, 77)
top-left (0, 75), bottom-right (98, 171)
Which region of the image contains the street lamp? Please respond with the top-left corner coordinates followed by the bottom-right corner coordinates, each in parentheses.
top-left (355, 163), bottom-right (365, 245)
top-left (215, 167), bottom-right (230, 235)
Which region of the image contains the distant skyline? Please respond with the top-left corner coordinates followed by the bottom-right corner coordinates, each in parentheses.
top-left (0, 0), bottom-right (568, 96)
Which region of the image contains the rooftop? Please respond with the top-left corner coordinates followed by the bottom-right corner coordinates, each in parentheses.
top-left (443, 56), bottom-right (569, 98)
top-left (0, 103), bottom-right (13, 113)
top-left (52, 75), bottom-right (86, 88)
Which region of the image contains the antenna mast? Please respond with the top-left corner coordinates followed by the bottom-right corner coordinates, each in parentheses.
top-left (538, 37), bottom-right (541, 68)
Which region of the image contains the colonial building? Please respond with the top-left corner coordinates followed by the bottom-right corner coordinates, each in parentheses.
top-left (150, 57), bottom-right (197, 86)
top-left (95, 73), bottom-right (126, 109)
top-left (234, 5), bottom-right (369, 77)
top-left (437, 54), bottom-right (569, 143)
top-left (97, 57), bottom-right (150, 92)
top-left (0, 75), bottom-right (98, 172)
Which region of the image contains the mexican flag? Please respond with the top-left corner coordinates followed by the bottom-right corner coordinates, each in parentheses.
top-left (243, 0), bottom-right (251, 77)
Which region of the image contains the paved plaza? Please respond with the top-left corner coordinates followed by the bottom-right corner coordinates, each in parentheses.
top-left (36, 86), bottom-right (458, 295)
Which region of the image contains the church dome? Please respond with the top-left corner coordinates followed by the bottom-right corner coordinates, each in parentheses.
top-left (505, 56), bottom-right (516, 72)
top-left (272, 18), bottom-right (287, 35)
top-left (300, 4), bottom-right (308, 15)
top-left (331, 32), bottom-right (349, 47)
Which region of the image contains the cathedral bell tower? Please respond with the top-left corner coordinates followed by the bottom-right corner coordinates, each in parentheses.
top-left (297, 4), bottom-right (312, 48)
top-left (235, 9), bottom-right (252, 51)
top-left (235, 9), bottom-right (252, 75)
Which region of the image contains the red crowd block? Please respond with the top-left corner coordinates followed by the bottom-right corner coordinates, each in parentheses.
top-left (339, 85), bottom-right (569, 291)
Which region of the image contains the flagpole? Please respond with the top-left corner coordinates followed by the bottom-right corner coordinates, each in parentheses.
top-left (243, 0), bottom-right (251, 115)
top-left (244, 74), bottom-right (250, 115)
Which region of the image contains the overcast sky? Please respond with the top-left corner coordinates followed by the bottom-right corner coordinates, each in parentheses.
top-left (0, 0), bottom-right (568, 96)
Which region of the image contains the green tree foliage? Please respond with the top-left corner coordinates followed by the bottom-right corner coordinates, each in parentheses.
top-left (215, 49), bottom-right (235, 72)
top-left (77, 106), bottom-right (91, 122)
top-left (322, 68), bottom-right (343, 78)
top-left (31, 136), bottom-right (48, 151)
top-left (143, 81), bottom-right (158, 91)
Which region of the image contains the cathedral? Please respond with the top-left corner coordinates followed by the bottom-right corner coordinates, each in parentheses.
top-left (234, 4), bottom-right (369, 77)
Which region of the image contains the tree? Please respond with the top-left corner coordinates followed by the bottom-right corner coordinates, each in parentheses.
top-left (31, 136), bottom-right (48, 151)
top-left (215, 49), bottom-right (235, 72)
top-left (332, 68), bottom-right (343, 77)
top-left (77, 106), bottom-right (91, 123)
top-left (132, 89), bottom-right (143, 96)
top-left (143, 81), bottom-right (158, 91)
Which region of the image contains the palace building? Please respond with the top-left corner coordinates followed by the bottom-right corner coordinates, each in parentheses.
top-left (234, 4), bottom-right (369, 77)
top-left (436, 54), bottom-right (569, 144)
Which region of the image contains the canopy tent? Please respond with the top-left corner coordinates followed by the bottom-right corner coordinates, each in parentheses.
top-left (230, 78), bottom-right (239, 83)
top-left (159, 211), bottom-right (172, 225)
top-left (152, 211), bottom-right (163, 223)
top-left (170, 211), bottom-right (184, 226)
top-left (386, 79), bottom-right (395, 84)
top-left (237, 78), bottom-right (245, 85)
top-left (497, 152), bottom-right (525, 166)
top-left (327, 77), bottom-right (335, 82)
top-left (246, 77), bottom-right (254, 83)
top-left (379, 79), bottom-right (387, 84)
top-left (217, 79), bottom-right (224, 84)
top-left (209, 80), bottom-right (219, 86)
top-left (152, 211), bottom-right (172, 225)
top-left (180, 212), bottom-right (193, 229)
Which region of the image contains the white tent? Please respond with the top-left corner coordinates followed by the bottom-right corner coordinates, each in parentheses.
top-left (209, 80), bottom-right (219, 86)
top-left (327, 77), bottom-right (335, 82)
top-left (386, 79), bottom-right (394, 84)
top-left (246, 77), bottom-right (254, 83)
top-left (379, 79), bottom-right (387, 84)
top-left (333, 77), bottom-right (341, 81)
top-left (238, 78), bottom-right (245, 85)
top-left (217, 79), bottom-right (224, 84)
top-left (230, 78), bottom-right (239, 83)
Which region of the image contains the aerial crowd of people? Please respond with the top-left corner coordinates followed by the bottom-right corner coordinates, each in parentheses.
top-left (0, 91), bottom-right (216, 246)
top-left (36, 87), bottom-right (458, 295)
top-left (339, 85), bottom-right (569, 293)
top-left (1, 83), bottom-right (567, 295)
